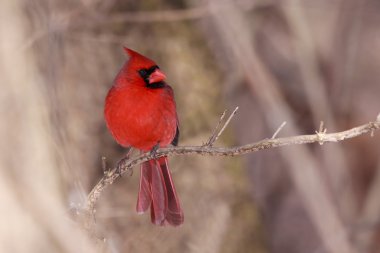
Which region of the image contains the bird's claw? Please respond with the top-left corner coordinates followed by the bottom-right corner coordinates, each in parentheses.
top-left (115, 159), bottom-right (124, 178)
top-left (150, 142), bottom-right (160, 158)
top-left (115, 158), bottom-right (133, 177)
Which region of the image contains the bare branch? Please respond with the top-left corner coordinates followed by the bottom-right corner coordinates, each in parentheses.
top-left (86, 115), bottom-right (380, 214)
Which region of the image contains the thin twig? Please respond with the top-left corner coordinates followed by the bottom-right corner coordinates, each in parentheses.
top-left (315, 121), bottom-right (328, 145)
top-left (101, 157), bottom-right (107, 174)
top-left (204, 107), bottom-right (238, 146)
top-left (86, 115), bottom-right (380, 213)
top-left (204, 110), bottom-right (227, 146)
top-left (318, 121), bottom-right (325, 133)
top-left (214, 107), bottom-right (238, 144)
top-left (271, 121), bottom-right (287, 139)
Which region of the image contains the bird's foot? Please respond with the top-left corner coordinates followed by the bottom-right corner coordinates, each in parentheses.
top-left (150, 142), bottom-right (160, 158)
top-left (115, 147), bottom-right (133, 177)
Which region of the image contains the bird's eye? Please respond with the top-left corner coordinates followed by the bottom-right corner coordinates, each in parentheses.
top-left (138, 69), bottom-right (148, 78)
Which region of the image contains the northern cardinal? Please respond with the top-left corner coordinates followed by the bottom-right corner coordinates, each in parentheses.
top-left (104, 47), bottom-right (184, 226)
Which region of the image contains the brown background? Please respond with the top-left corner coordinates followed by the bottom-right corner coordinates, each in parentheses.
top-left (1, 0), bottom-right (380, 252)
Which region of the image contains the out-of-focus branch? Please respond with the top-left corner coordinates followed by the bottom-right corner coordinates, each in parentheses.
top-left (204, 1), bottom-right (356, 252)
top-left (86, 115), bottom-right (380, 216)
top-left (107, 7), bottom-right (209, 23)
top-left (82, 1), bottom-right (275, 25)
top-left (353, 159), bottom-right (380, 252)
top-left (283, 0), bottom-right (355, 223)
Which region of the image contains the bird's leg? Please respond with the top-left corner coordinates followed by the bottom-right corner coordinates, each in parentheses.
top-left (150, 142), bottom-right (160, 158)
top-left (116, 147), bottom-right (133, 177)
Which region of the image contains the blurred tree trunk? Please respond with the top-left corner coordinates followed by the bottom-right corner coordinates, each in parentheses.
top-left (0, 0), bottom-right (96, 252)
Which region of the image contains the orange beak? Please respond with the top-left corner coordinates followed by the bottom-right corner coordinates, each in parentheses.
top-left (149, 69), bottom-right (166, 84)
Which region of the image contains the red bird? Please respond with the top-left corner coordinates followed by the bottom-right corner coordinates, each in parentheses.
top-left (104, 47), bottom-right (184, 226)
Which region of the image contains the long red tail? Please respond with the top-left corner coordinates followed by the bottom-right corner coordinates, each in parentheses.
top-left (136, 157), bottom-right (184, 226)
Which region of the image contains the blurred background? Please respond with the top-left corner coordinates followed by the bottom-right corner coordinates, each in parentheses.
top-left (1, 0), bottom-right (380, 252)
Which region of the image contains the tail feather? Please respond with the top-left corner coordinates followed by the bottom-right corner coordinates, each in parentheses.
top-left (136, 161), bottom-right (152, 213)
top-left (158, 157), bottom-right (184, 226)
top-left (150, 159), bottom-right (168, 225)
top-left (136, 157), bottom-right (184, 226)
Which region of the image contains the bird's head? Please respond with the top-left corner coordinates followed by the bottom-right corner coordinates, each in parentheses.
top-left (117, 47), bottom-right (166, 88)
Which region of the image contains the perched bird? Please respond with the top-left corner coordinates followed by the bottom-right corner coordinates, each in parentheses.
top-left (104, 47), bottom-right (184, 226)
